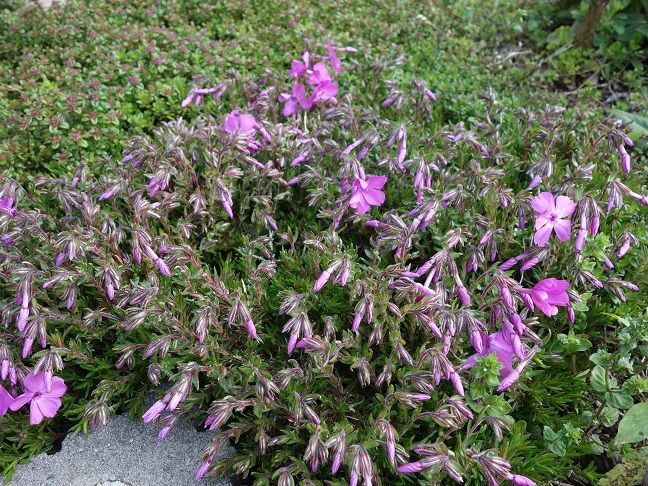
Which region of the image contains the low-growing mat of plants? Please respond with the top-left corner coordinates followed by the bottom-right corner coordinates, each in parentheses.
top-left (1, 0), bottom-right (647, 485)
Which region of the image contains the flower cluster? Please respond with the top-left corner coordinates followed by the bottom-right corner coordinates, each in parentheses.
top-left (1, 372), bottom-right (66, 425)
top-left (278, 40), bottom-right (354, 117)
top-left (0, 36), bottom-right (645, 486)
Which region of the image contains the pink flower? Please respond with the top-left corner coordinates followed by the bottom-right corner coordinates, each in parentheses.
top-left (397, 461), bottom-right (427, 474)
top-left (9, 372), bottom-right (66, 425)
top-left (181, 85), bottom-right (227, 108)
top-left (0, 197), bottom-right (16, 217)
top-left (142, 399), bottom-right (166, 424)
top-left (617, 144), bottom-right (631, 174)
top-left (527, 278), bottom-right (569, 317)
top-left (223, 111), bottom-right (261, 152)
top-left (349, 175), bottom-right (387, 215)
top-left (244, 318), bottom-right (259, 341)
top-left (508, 474), bottom-right (537, 486)
top-left (530, 192), bottom-right (575, 247)
top-left (308, 62), bottom-right (332, 85)
top-left (327, 39), bottom-right (343, 73)
top-left (527, 174), bottom-right (542, 190)
top-left (465, 332), bottom-right (535, 391)
top-left (0, 385), bottom-right (12, 416)
top-left (181, 91), bottom-right (201, 108)
top-left (289, 51), bottom-right (310, 78)
top-left (195, 461), bottom-right (211, 480)
top-left (456, 285), bottom-right (471, 306)
top-left (305, 61), bottom-right (338, 104)
top-left (311, 80), bottom-right (338, 104)
top-left (279, 83), bottom-right (313, 117)
top-left (465, 331), bottom-right (516, 376)
top-left (313, 266), bottom-right (335, 292)
top-left (223, 110), bottom-right (258, 138)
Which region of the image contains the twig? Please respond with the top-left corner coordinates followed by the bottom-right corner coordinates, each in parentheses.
top-left (0, 82), bottom-right (28, 94)
top-left (538, 42), bottom-right (574, 68)
top-left (488, 50), bottom-right (533, 67)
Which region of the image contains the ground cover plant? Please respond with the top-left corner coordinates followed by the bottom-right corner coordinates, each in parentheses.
top-left (1, 0), bottom-right (647, 485)
top-left (0, 0), bottom-right (583, 178)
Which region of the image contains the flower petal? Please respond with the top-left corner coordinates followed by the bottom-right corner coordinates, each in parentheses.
top-left (546, 292), bottom-right (569, 306)
top-left (551, 279), bottom-right (569, 292)
top-left (29, 400), bottom-right (45, 425)
top-left (463, 353), bottom-right (479, 369)
top-left (349, 192), bottom-right (364, 207)
top-left (33, 396), bottom-right (62, 419)
top-left (283, 100), bottom-right (298, 117)
top-left (298, 97), bottom-right (313, 109)
top-left (363, 188), bottom-right (385, 206)
top-left (537, 301), bottom-right (557, 317)
top-left (554, 196), bottom-right (576, 218)
top-left (222, 111), bottom-right (239, 133)
top-left (553, 219), bottom-right (572, 242)
top-left (534, 216), bottom-right (551, 230)
top-left (366, 175), bottom-right (387, 190)
top-left (23, 372), bottom-right (47, 393)
top-left (530, 192), bottom-right (555, 215)
top-left (9, 392), bottom-right (33, 411)
top-left (533, 224), bottom-right (553, 247)
top-left (0, 386), bottom-right (13, 415)
top-left (48, 376), bottom-right (67, 398)
top-left (354, 201), bottom-right (370, 214)
top-left (237, 114), bottom-right (257, 134)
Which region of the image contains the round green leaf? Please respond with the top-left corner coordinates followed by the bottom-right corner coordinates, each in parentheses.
top-left (615, 402), bottom-right (648, 445)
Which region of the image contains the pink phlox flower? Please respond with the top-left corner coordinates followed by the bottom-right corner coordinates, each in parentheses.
top-left (0, 385), bottom-right (12, 416)
top-left (465, 331), bottom-right (516, 376)
top-left (305, 62), bottom-right (338, 104)
top-left (181, 90), bottom-right (202, 108)
top-left (0, 197), bottom-right (16, 217)
top-left (464, 332), bottom-right (535, 391)
top-left (327, 39), bottom-right (343, 73)
top-left (1, 359), bottom-right (17, 386)
top-left (397, 460), bottom-right (429, 474)
top-left (9, 372), bottom-right (66, 425)
top-left (617, 144), bottom-right (631, 174)
top-left (311, 80), bottom-right (338, 104)
top-left (289, 51), bottom-right (310, 78)
top-left (223, 110), bottom-right (258, 138)
top-left (308, 62), bottom-right (332, 86)
top-left (526, 278), bottom-right (569, 317)
top-left (507, 473), bottom-right (537, 486)
top-left (181, 85), bottom-right (227, 107)
top-left (222, 110), bottom-right (261, 152)
top-left (195, 461), bottom-right (211, 480)
top-left (349, 175), bottom-right (387, 215)
top-left (627, 190), bottom-right (648, 207)
top-left (527, 174), bottom-right (542, 190)
top-left (498, 351), bottom-right (535, 391)
top-left (279, 82), bottom-right (313, 117)
top-left (530, 192), bottom-right (575, 247)
top-left (143, 399), bottom-right (167, 424)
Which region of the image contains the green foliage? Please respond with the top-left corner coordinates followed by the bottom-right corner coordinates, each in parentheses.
top-left (616, 402), bottom-right (648, 445)
top-left (0, 0), bottom-right (646, 485)
top-left (524, 0), bottom-right (648, 127)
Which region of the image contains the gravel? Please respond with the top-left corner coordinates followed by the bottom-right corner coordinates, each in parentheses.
top-left (5, 413), bottom-right (233, 486)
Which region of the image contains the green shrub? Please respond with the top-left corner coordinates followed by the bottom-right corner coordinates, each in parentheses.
top-left (1, 1), bottom-right (647, 485)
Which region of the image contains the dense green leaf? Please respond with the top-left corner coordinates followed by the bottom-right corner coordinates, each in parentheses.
top-left (616, 402), bottom-right (648, 445)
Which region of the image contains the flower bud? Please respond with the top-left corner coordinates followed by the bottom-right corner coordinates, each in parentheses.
top-left (456, 285), bottom-right (471, 306)
top-left (618, 144), bottom-right (631, 174)
top-left (508, 474), bottom-right (537, 486)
